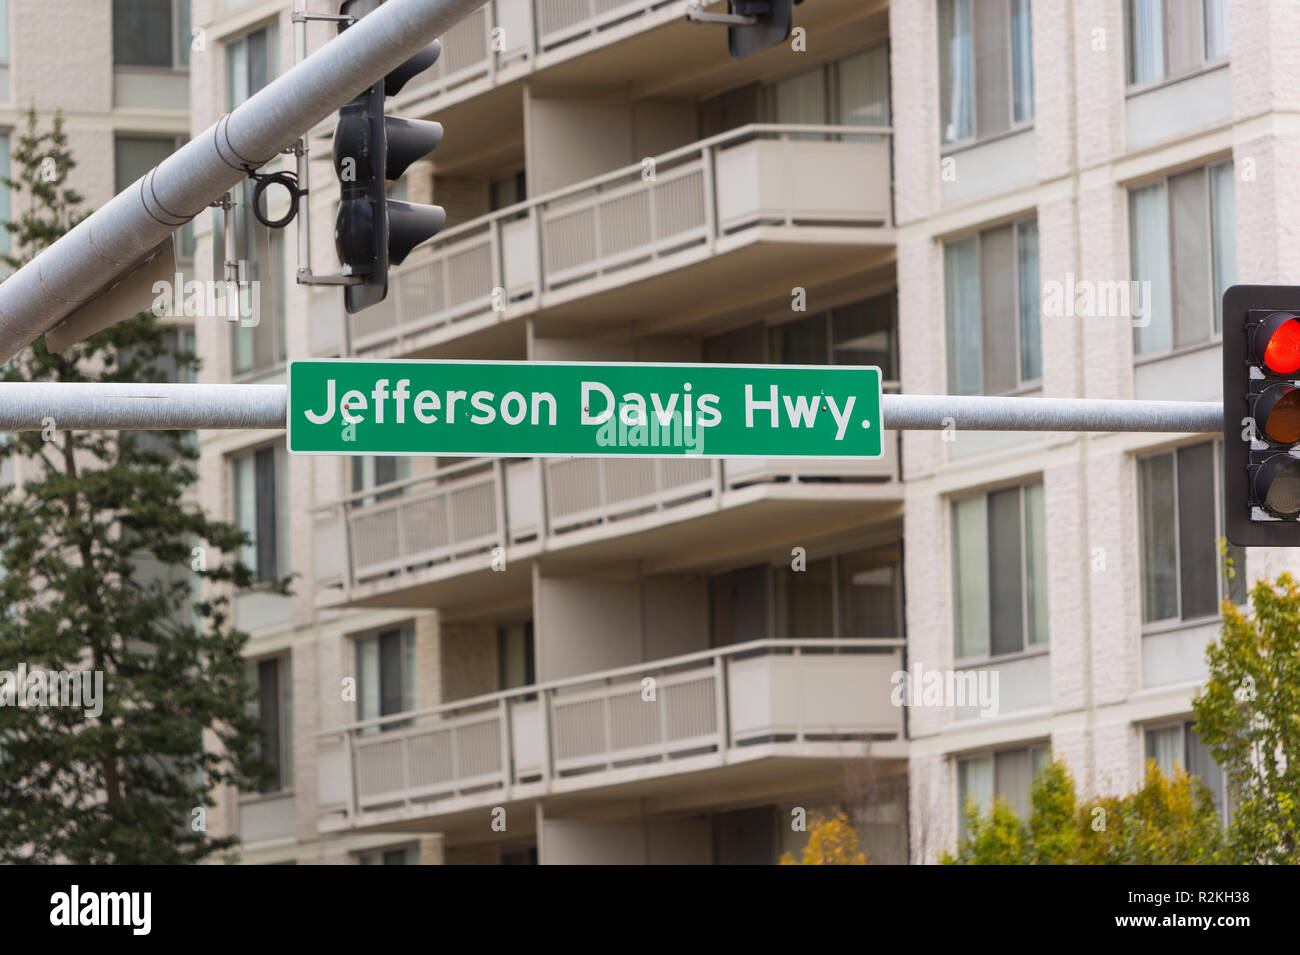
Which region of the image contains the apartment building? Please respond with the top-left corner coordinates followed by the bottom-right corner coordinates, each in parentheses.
top-left (0, 1), bottom-right (195, 497)
top-left (896, 0), bottom-right (1300, 861)
top-left (176, 0), bottom-right (1299, 866)
top-left (188, 0), bottom-right (904, 865)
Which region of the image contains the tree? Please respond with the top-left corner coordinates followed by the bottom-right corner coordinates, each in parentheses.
top-left (0, 107), bottom-right (281, 863)
top-left (941, 758), bottom-right (1225, 864)
top-left (780, 811), bottom-right (868, 865)
top-left (1194, 572), bottom-right (1300, 864)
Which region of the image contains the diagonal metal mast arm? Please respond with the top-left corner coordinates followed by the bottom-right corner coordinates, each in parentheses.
top-left (0, 0), bottom-right (486, 365)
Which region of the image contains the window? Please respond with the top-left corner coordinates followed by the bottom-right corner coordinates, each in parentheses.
top-left (359, 845), bottom-right (418, 865)
top-left (232, 444), bottom-right (288, 583)
top-left (247, 655), bottom-right (293, 793)
top-left (497, 621), bottom-right (535, 690)
top-left (115, 136), bottom-right (195, 261)
top-left (1130, 161), bottom-right (1235, 356)
top-left (355, 626), bottom-right (415, 729)
top-left (489, 170), bottom-right (527, 212)
top-left (956, 744), bottom-right (1049, 837)
top-left (226, 24), bottom-right (278, 108)
top-left (1138, 441), bottom-right (1245, 625)
top-left (1127, 0), bottom-right (1229, 86)
top-left (1145, 720), bottom-right (1230, 821)
top-left (351, 456), bottom-right (412, 506)
top-left (113, 0), bottom-right (190, 70)
top-left (945, 219), bottom-right (1040, 395)
top-left (229, 202), bottom-right (286, 377)
top-left (768, 293), bottom-right (898, 380)
top-left (772, 543), bottom-right (903, 639)
top-left (0, 0), bottom-right (10, 69)
top-left (952, 481), bottom-right (1048, 659)
top-left (939, 0), bottom-right (1033, 145)
top-left (768, 46), bottom-right (890, 136)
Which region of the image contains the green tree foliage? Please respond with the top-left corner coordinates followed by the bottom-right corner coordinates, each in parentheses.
top-left (942, 758), bottom-right (1224, 864)
top-left (1194, 573), bottom-right (1300, 864)
top-left (0, 108), bottom-right (283, 863)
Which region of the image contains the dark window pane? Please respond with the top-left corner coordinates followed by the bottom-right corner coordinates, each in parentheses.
top-left (987, 487), bottom-right (1024, 655)
top-left (974, 0), bottom-right (1011, 136)
top-left (1017, 220), bottom-right (1041, 382)
top-left (832, 294), bottom-right (895, 378)
top-left (980, 225), bottom-right (1017, 395)
top-left (1186, 724), bottom-right (1226, 820)
top-left (711, 565), bottom-right (768, 646)
top-left (1139, 453), bottom-right (1178, 622)
top-left (113, 0), bottom-right (173, 68)
top-left (257, 658), bottom-right (281, 789)
top-left (774, 557), bottom-right (833, 638)
top-left (1177, 443), bottom-right (1217, 619)
top-left (254, 447), bottom-right (277, 581)
top-left (837, 544), bottom-right (901, 638)
top-left (704, 323), bottom-right (765, 364)
top-left (114, 137), bottom-right (175, 194)
top-left (378, 629), bottom-right (404, 717)
top-left (769, 313), bottom-right (828, 365)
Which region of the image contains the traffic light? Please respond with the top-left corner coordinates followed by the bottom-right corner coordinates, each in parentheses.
top-left (334, 0), bottom-right (446, 314)
top-left (727, 1), bottom-right (795, 59)
top-left (1222, 284), bottom-right (1300, 545)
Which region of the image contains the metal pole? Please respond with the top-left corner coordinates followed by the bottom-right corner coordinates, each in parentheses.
top-left (0, 0), bottom-right (487, 365)
top-left (0, 385), bottom-right (1224, 435)
top-left (0, 383), bottom-right (285, 431)
top-left (881, 394), bottom-right (1224, 434)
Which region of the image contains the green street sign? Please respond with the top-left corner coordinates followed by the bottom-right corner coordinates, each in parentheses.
top-left (287, 359), bottom-right (882, 458)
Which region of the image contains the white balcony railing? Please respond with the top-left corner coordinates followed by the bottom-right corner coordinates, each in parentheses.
top-left (387, 0), bottom-right (721, 113)
top-left (322, 124), bottom-right (892, 355)
top-left (317, 638), bottom-right (905, 823)
top-left (313, 436), bottom-right (899, 597)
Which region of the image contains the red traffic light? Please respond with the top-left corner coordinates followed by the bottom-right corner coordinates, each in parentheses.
top-left (1252, 311), bottom-right (1300, 375)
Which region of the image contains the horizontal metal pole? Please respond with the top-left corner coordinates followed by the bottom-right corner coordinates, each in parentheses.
top-left (882, 394), bottom-right (1223, 433)
top-left (0, 385), bottom-right (1222, 434)
top-left (0, 383), bottom-right (286, 431)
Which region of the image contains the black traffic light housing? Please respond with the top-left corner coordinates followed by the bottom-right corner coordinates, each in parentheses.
top-left (728, 0), bottom-right (795, 60)
top-left (1222, 284), bottom-right (1300, 545)
top-left (334, 0), bottom-right (446, 314)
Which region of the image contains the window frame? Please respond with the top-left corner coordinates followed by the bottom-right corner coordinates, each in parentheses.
top-left (950, 478), bottom-right (1049, 664)
top-left (1124, 0), bottom-right (1230, 93)
top-left (246, 652), bottom-right (293, 795)
top-left (225, 21), bottom-right (279, 109)
top-left (938, 0), bottom-right (1035, 152)
top-left (353, 624), bottom-right (417, 730)
top-left (1136, 439), bottom-right (1245, 632)
top-left (230, 442), bottom-right (288, 586)
top-left (112, 0), bottom-right (191, 73)
top-left (1142, 718), bottom-right (1233, 822)
top-left (955, 742), bottom-right (1050, 839)
top-left (764, 43), bottom-right (892, 133)
top-left (1129, 159), bottom-right (1235, 363)
top-left (942, 216), bottom-right (1042, 397)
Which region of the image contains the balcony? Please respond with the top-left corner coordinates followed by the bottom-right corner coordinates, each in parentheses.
top-left (311, 125), bottom-right (893, 358)
top-left (316, 638), bottom-right (906, 833)
top-left (313, 437), bottom-right (901, 611)
top-left (381, 0), bottom-right (882, 126)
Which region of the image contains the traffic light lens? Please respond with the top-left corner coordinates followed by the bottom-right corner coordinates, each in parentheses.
top-left (1265, 388), bottom-right (1300, 443)
top-left (1262, 316), bottom-right (1300, 374)
top-left (1256, 454), bottom-right (1300, 518)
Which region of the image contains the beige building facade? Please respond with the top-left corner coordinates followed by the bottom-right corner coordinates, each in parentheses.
top-left (7, 0), bottom-right (1290, 864)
